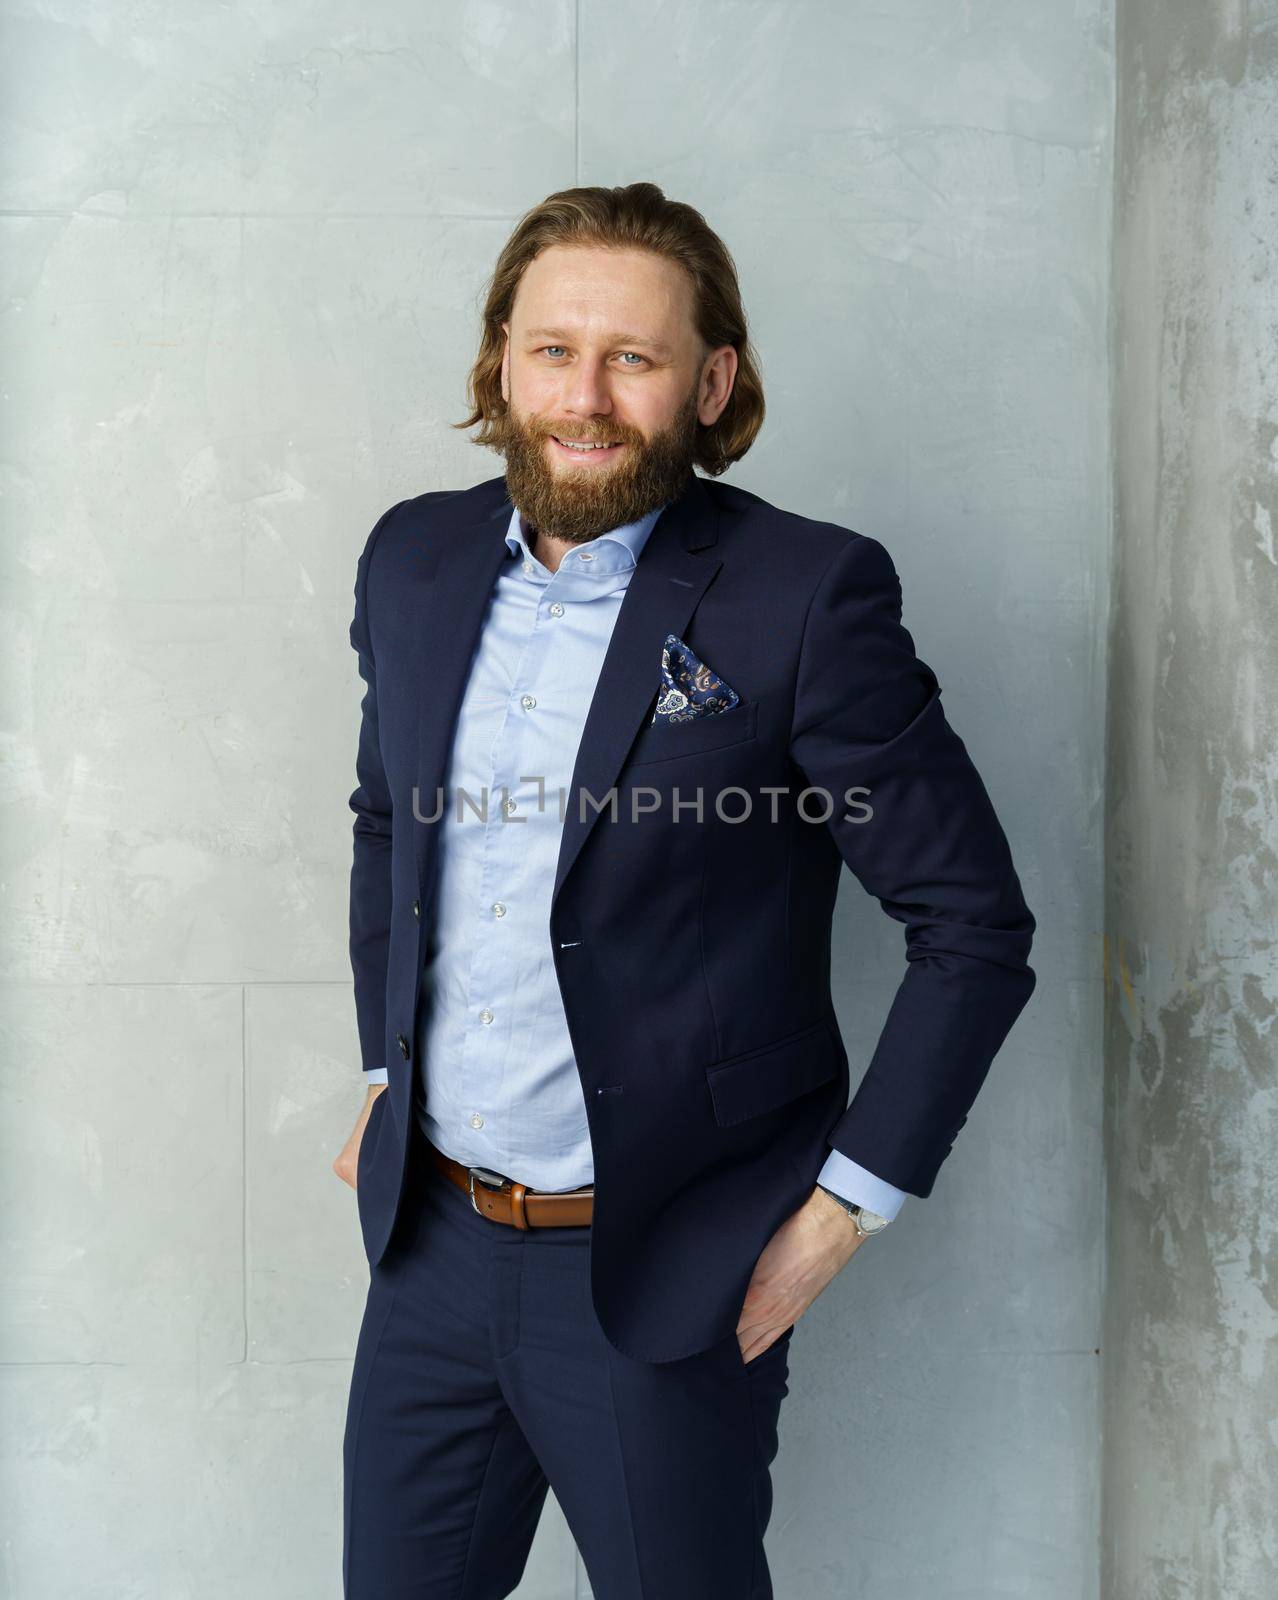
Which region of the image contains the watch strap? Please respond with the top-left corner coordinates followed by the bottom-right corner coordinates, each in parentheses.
top-left (815, 1183), bottom-right (887, 1236)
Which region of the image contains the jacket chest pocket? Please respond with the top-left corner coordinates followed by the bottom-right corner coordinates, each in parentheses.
top-left (626, 699), bottom-right (759, 768)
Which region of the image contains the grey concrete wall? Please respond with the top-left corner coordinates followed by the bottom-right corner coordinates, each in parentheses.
top-left (1104, 4), bottom-right (1278, 1597)
top-left (1, 4), bottom-right (1111, 1595)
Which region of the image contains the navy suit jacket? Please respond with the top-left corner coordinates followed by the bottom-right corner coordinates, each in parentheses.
top-left (348, 468), bottom-right (1036, 1363)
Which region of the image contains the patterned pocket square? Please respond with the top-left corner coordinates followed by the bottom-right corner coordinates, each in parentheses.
top-left (652, 633), bottom-right (741, 724)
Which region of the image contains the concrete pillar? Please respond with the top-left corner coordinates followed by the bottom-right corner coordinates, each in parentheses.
top-left (1105, 5), bottom-right (1278, 1595)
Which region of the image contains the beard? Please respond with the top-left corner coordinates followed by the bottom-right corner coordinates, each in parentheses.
top-left (493, 381), bottom-right (702, 543)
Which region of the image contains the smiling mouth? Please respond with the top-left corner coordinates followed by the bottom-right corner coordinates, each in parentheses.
top-left (550, 435), bottom-right (624, 455)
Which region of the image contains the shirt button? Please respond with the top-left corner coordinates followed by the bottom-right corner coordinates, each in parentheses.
top-left (579, 551), bottom-right (593, 561)
top-left (470, 1112), bottom-right (484, 1129)
top-left (522, 561), bottom-right (534, 576)
top-left (479, 1008), bottom-right (493, 1024)
top-left (549, 601), bottom-right (564, 616)
top-left (520, 693), bottom-right (536, 710)
top-left (503, 797), bottom-right (517, 815)
top-left (492, 902), bottom-right (506, 918)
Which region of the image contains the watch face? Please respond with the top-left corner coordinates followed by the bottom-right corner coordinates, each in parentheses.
top-left (857, 1207), bottom-right (889, 1234)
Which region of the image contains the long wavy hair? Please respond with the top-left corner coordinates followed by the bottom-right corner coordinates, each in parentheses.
top-left (453, 183), bottom-right (765, 477)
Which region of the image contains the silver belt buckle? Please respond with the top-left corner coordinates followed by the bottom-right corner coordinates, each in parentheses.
top-left (467, 1165), bottom-right (509, 1215)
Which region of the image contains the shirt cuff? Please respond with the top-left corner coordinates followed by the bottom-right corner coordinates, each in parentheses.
top-left (364, 1067), bottom-right (389, 1085)
top-left (815, 1148), bottom-right (908, 1221)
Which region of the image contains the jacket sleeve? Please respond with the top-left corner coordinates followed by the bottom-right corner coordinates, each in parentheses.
top-left (788, 532), bottom-right (1037, 1196)
top-left (347, 501), bottom-right (405, 1079)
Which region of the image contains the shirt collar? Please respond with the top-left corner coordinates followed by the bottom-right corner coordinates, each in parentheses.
top-left (503, 502), bottom-right (667, 575)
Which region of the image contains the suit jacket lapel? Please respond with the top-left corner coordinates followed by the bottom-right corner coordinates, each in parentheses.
top-left (551, 471), bottom-right (722, 907)
top-left (408, 470), bottom-right (723, 912)
top-left (410, 484), bottom-right (515, 900)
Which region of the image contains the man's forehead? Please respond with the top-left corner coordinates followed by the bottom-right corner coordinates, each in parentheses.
top-left (520, 324), bottom-right (674, 357)
top-left (508, 252), bottom-right (693, 349)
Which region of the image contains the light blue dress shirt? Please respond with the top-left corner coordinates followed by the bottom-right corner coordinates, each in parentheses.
top-left (362, 500), bottom-right (906, 1222)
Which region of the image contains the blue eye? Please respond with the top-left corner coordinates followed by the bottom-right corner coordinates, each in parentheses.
top-left (536, 347), bottom-right (648, 366)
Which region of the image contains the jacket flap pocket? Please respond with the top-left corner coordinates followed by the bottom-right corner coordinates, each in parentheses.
top-left (628, 699), bottom-right (759, 767)
top-left (705, 1019), bottom-right (839, 1127)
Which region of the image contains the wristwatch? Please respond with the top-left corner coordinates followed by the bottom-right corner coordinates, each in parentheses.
top-left (814, 1182), bottom-right (891, 1239)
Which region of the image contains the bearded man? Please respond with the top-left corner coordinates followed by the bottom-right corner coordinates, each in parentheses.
top-left (333, 181), bottom-right (1036, 1600)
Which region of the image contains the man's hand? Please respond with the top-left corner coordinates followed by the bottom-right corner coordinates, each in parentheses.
top-left (332, 1083), bottom-right (388, 1191)
top-left (736, 1186), bottom-right (869, 1362)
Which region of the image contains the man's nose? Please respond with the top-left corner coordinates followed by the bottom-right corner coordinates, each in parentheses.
top-left (559, 370), bottom-right (616, 420)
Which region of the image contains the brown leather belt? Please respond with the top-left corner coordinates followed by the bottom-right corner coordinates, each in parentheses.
top-left (429, 1142), bottom-right (594, 1229)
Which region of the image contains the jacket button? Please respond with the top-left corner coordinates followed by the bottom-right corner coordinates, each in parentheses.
top-left (396, 1032), bottom-right (410, 1059)
top-left (411, 899), bottom-right (420, 920)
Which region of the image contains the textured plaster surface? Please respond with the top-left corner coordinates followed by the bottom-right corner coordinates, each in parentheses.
top-left (1104, 3), bottom-right (1278, 1596)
